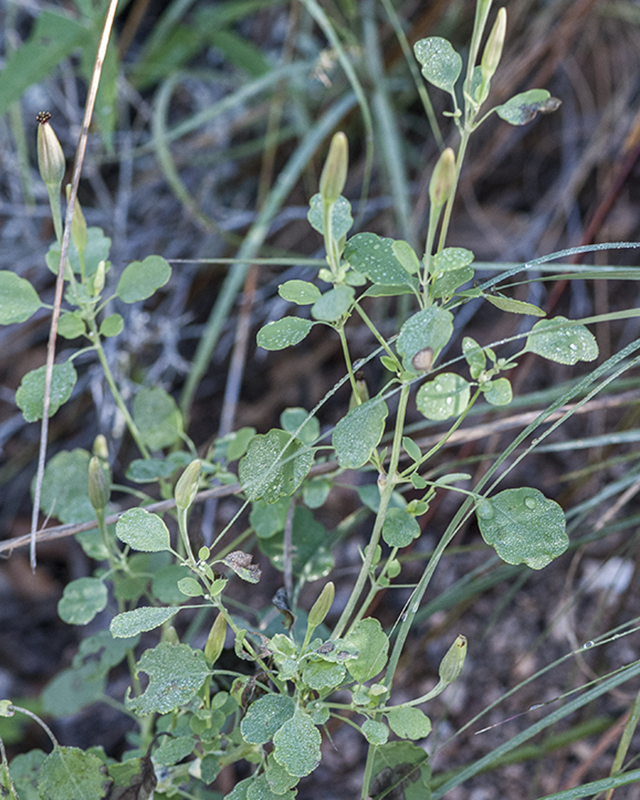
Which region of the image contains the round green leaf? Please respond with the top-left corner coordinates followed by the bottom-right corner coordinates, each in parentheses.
top-left (57, 311), bottom-right (86, 339)
top-left (132, 386), bottom-right (183, 451)
top-left (57, 578), bottom-right (107, 625)
top-left (362, 719), bottom-right (389, 745)
top-left (345, 618), bottom-right (389, 683)
top-left (332, 398), bottom-right (388, 469)
top-left (16, 360), bottom-right (77, 422)
top-left (0, 271), bottom-right (42, 324)
top-left (177, 577), bottom-right (204, 597)
top-left (116, 254), bottom-right (171, 303)
top-left (482, 377), bottom-right (512, 406)
top-left (413, 36), bottom-right (462, 92)
top-left (302, 660), bottom-right (346, 691)
top-left (496, 89), bottom-right (554, 126)
top-left (416, 373), bottom-right (470, 420)
top-left (524, 316), bottom-right (598, 364)
top-left (266, 754), bottom-right (299, 794)
top-left (462, 336), bottom-right (486, 378)
top-left (280, 407), bottom-right (320, 445)
top-left (344, 233), bottom-right (417, 287)
top-left (307, 193), bottom-right (353, 239)
top-left (37, 448), bottom-right (93, 524)
top-left (311, 284), bottom-right (355, 322)
top-left (476, 488), bottom-right (568, 570)
top-left (278, 280), bottom-right (321, 305)
top-left (382, 508), bottom-right (421, 548)
top-left (151, 564), bottom-right (193, 604)
top-left (38, 747), bottom-right (105, 800)
top-left (116, 507), bottom-right (171, 552)
top-left (396, 306), bottom-right (453, 372)
top-left (241, 694), bottom-right (296, 745)
top-left (273, 710), bottom-right (321, 777)
top-left (239, 429), bottom-right (313, 503)
top-left (99, 313), bottom-right (124, 337)
top-left (385, 707), bottom-right (432, 740)
top-left (111, 606), bottom-right (181, 638)
top-left (257, 317), bottom-right (313, 350)
top-left (153, 735), bottom-right (194, 766)
top-left (432, 247), bottom-right (474, 274)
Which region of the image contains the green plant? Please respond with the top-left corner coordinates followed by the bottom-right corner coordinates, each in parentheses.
top-left (4, 2), bottom-right (640, 800)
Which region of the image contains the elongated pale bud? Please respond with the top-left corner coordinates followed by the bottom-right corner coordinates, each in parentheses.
top-left (438, 634), bottom-right (467, 685)
top-left (93, 434), bottom-right (109, 460)
top-left (204, 612), bottom-right (227, 665)
top-left (429, 147), bottom-right (456, 209)
top-left (88, 456), bottom-right (110, 511)
top-left (66, 184), bottom-right (88, 256)
top-left (92, 260), bottom-right (106, 297)
top-left (349, 372), bottom-right (369, 410)
top-left (481, 8), bottom-right (507, 84)
top-left (36, 112), bottom-right (65, 191)
top-left (308, 582), bottom-right (335, 631)
top-left (175, 459), bottom-right (202, 511)
top-left (320, 131), bottom-right (348, 203)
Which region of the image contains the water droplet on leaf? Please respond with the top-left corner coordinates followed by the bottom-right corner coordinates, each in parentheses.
top-left (524, 497), bottom-right (537, 510)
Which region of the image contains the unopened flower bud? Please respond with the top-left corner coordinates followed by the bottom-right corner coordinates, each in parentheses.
top-left (481, 8), bottom-right (507, 84)
top-left (429, 147), bottom-right (456, 209)
top-left (175, 459), bottom-right (202, 511)
top-left (88, 455), bottom-right (110, 511)
top-left (307, 582), bottom-right (335, 632)
top-left (319, 131), bottom-right (348, 203)
top-left (349, 372), bottom-right (369, 410)
top-left (204, 612), bottom-right (227, 665)
top-left (66, 184), bottom-right (88, 256)
top-left (93, 435), bottom-right (109, 460)
top-left (92, 260), bottom-right (106, 297)
top-left (36, 112), bottom-right (65, 191)
top-left (438, 634), bottom-right (467, 685)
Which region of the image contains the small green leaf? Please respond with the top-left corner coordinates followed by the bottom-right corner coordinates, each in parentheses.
top-left (495, 89), bottom-right (558, 125)
top-left (431, 266), bottom-right (474, 299)
top-left (392, 240), bottom-right (421, 275)
top-left (332, 398), bottom-right (388, 469)
top-left (344, 233), bottom-right (418, 287)
top-left (311, 284), bottom-right (355, 322)
top-left (116, 507), bottom-right (171, 552)
top-left (432, 247), bottom-right (474, 274)
top-left (99, 313), bottom-right (124, 337)
top-left (38, 747), bottom-right (105, 800)
top-left (110, 606), bottom-right (181, 638)
top-left (413, 36), bottom-right (462, 93)
top-left (265, 754), bottom-right (299, 794)
top-left (241, 694), bottom-right (296, 745)
top-left (126, 458), bottom-right (178, 483)
top-left (133, 386), bottom-right (183, 450)
top-left (482, 377), bottom-right (512, 406)
top-left (125, 642), bottom-right (210, 714)
top-left (362, 719), bottom-right (389, 745)
top-left (345, 618), bottom-right (389, 683)
top-left (403, 436), bottom-right (422, 462)
top-left (302, 660), bottom-right (346, 691)
top-left (153, 735), bottom-right (195, 766)
top-left (280, 407), bottom-right (320, 445)
top-left (239, 429), bottom-right (313, 503)
top-left (484, 294), bottom-right (545, 316)
top-left (57, 311), bottom-right (86, 339)
top-left (278, 280), bottom-right (321, 305)
top-left (396, 307), bottom-right (453, 372)
top-left (272, 709), bottom-right (321, 777)
top-left (476, 488), bottom-right (568, 569)
top-left (462, 336), bottom-right (486, 378)
top-left (524, 316), bottom-right (598, 364)
top-left (57, 578), bottom-right (107, 625)
top-left (303, 477), bottom-right (332, 509)
top-left (257, 317), bottom-right (313, 350)
top-left (382, 508), bottom-right (421, 548)
top-left (307, 193), bottom-right (353, 239)
top-left (0, 270), bottom-right (42, 325)
top-left (116, 254), bottom-right (171, 303)
top-left (16, 360), bottom-right (77, 422)
top-left (177, 577), bottom-right (204, 597)
top-left (151, 564), bottom-right (193, 604)
top-left (385, 707), bottom-right (432, 740)
top-left (250, 497), bottom-right (290, 539)
top-left (37, 448), bottom-right (93, 524)
top-left (416, 373), bottom-right (470, 420)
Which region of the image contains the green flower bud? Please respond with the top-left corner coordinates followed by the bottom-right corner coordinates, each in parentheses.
top-left (438, 634), bottom-right (467, 685)
top-left (307, 581), bottom-right (335, 632)
top-left (175, 459), bottom-right (202, 511)
top-left (319, 131), bottom-right (349, 203)
top-left (88, 455), bottom-right (111, 511)
top-left (92, 260), bottom-right (106, 297)
top-left (66, 184), bottom-right (88, 257)
top-left (349, 372), bottom-right (370, 410)
top-left (481, 8), bottom-right (507, 84)
top-left (36, 112), bottom-right (65, 191)
top-left (429, 147), bottom-right (456, 209)
top-left (204, 612), bottom-right (227, 665)
top-left (93, 434), bottom-right (109, 460)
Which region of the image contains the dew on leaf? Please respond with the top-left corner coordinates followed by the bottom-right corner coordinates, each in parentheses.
top-left (582, 640), bottom-right (594, 649)
top-left (476, 501), bottom-right (494, 520)
top-left (524, 497), bottom-right (537, 510)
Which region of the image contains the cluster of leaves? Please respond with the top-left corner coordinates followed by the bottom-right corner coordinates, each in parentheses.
top-left (0, 2), bottom-right (607, 799)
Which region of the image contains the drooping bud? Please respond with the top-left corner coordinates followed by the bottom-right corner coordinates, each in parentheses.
top-left (204, 612), bottom-right (227, 665)
top-left (438, 634), bottom-right (467, 685)
top-left (36, 112), bottom-right (65, 191)
top-left (175, 459), bottom-right (202, 511)
top-left (429, 147), bottom-right (456, 209)
top-left (88, 455), bottom-right (111, 511)
top-left (66, 184), bottom-right (88, 257)
top-left (319, 131), bottom-right (349, 203)
top-left (307, 582), bottom-right (335, 632)
top-left (481, 8), bottom-right (507, 84)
